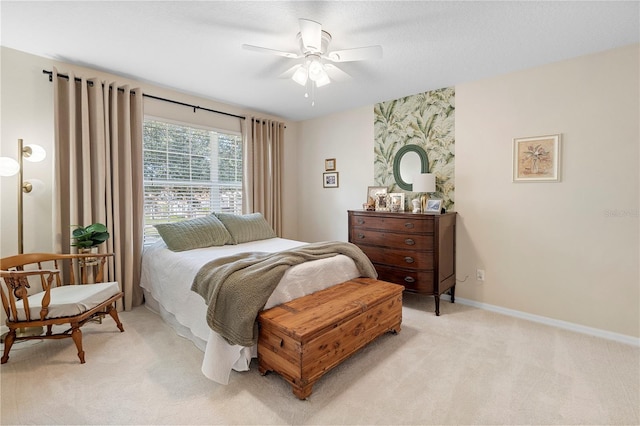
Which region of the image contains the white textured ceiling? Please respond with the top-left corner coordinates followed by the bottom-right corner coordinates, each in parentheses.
top-left (2, 1), bottom-right (638, 122)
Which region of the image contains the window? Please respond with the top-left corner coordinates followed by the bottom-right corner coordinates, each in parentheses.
top-left (143, 118), bottom-right (242, 244)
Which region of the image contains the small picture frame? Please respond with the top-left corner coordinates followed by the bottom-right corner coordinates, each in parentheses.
top-left (325, 158), bottom-right (336, 171)
top-left (323, 172), bottom-right (339, 188)
top-left (375, 193), bottom-right (390, 211)
top-left (366, 186), bottom-right (387, 204)
top-left (425, 199), bottom-right (442, 214)
top-left (388, 193), bottom-right (405, 212)
top-left (513, 134), bottom-right (561, 182)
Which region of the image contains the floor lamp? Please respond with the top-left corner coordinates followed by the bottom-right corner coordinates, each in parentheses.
top-left (0, 138), bottom-right (46, 254)
top-left (0, 138), bottom-right (46, 340)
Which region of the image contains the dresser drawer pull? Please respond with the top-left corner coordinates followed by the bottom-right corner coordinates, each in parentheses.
top-left (404, 238), bottom-right (415, 246)
top-left (357, 233), bottom-right (365, 239)
top-left (357, 218), bottom-right (365, 225)
top-left (404, 222), bottom-right (414, 229)
top-left (404, 276), bottom-right (416, 283)
top-left (404, 256), bottom-right (414, 264)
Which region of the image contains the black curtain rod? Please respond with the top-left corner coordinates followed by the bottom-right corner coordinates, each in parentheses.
top-left (143, 93), bottom-right (245, 120)
top-left (42, 69), bottom-right (246, 121)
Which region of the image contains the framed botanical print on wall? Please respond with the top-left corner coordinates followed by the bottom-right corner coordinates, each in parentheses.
top-left (513, 134), bottom-right (561, 182)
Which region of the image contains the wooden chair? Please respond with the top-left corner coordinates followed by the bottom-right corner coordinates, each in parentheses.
top-left (0, 253), bottom-right (124, 364)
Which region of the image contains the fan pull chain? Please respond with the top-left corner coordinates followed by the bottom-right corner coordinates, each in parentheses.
top-left (310, 81), bottom-right (316, 107)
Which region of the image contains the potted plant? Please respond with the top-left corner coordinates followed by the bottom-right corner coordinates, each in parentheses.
top-left (71, 223), bottom-right (110, 251)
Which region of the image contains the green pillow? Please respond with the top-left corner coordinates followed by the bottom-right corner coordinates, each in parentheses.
top-left (155, 215), bottom-right (233, 251)
top-left (215, 212), bottom-right (276, 244)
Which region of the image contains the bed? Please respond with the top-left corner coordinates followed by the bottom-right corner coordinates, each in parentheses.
top-left (139, 214), bottom-right (368, 384)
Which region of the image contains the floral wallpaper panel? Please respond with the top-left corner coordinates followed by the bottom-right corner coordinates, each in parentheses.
top-left (374, 87), bottom-right (455, 211)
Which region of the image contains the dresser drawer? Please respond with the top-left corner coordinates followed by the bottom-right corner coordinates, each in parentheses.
top-left (350, 215), bottom-right (434, 234)
top-left (351, 229), bottom-right (434, 250)
top-left (374, 264), bottom-right (435, 294)
top-left (357, 245), bottom-right (434, 270)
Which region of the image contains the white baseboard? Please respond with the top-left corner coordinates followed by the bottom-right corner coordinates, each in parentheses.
top-left (440, 294), bottom-right (639, 347)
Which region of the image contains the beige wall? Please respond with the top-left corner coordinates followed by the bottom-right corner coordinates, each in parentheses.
top-left (295, 106), bottom-right (375, 243)
top-left (455, 44), bottom-right (639, 338)
top-left (0, 47), bottom-right (299, 259)
top-left (297, 44), bottom-right (639, 339)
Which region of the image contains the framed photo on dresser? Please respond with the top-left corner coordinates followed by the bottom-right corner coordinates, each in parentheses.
top-left (366, 186), bottom-right (387, 204)
top-left (425, 199), bottom-right (442, 214)
top-left (389, 193), bottom-right (405, 212)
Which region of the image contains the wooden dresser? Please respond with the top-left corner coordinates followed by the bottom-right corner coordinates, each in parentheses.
top-left (348, 210), bottom-right (456, 315)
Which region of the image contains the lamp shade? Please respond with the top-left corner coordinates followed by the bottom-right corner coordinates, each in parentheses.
top-left (314, 71), bottom-right (331, 87)
top-left (292, 66), bottom-right (308, 86)
top-left (412, 173), bottom-right (436, 193)
top-left (23, 144), bottom-right (46, 162)
top-left (0, 157), bottom-right (20, 176)
top-left (24, 178), bottom-right (45, 195)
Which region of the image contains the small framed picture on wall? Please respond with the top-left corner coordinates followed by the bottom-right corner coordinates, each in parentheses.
top-left (323, 172), bottom-right (339, 188)
top-left (325, 158), bottom-right (336, 171)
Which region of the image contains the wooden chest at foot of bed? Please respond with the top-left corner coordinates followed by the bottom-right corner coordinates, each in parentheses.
top-left (257, 277), bottom-right (403, 399)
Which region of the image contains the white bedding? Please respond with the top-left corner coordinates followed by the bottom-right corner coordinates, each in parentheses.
top-left (139, 238), bottom-right (361, 384)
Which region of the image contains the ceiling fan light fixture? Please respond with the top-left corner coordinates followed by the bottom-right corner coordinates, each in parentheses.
top-left (292, 66), bottom-right (308, 86)
top-left (306, 57), bottom-right (330, 87)
top-left (307, 58), bottom-right (324, 81)
top-left (314, 72), bottom-right (331, 87)
top-left (244, 18), bottom-right (380, 102)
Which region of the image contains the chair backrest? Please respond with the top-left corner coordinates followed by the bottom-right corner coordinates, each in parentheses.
top-left (0, 253), bottom-right (113, 323)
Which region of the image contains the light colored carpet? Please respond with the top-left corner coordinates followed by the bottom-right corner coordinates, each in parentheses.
top-left (1, 293), bottom-right (638, 425)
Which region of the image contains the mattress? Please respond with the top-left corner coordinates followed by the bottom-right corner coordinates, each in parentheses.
top-left (139, 238), bottom-right (361, 384)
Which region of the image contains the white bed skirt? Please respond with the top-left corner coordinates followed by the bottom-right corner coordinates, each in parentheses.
top-left (143, 289), bottom-right (256, 384)
top-left (140, 238), bottom-right (361, 384)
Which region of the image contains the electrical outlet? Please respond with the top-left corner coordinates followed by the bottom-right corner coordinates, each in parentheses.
top-left (476, 269), bottom-right (485, 282)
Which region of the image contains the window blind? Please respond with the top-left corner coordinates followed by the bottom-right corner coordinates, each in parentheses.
top-left (143, 119), bottom-right (242, 244)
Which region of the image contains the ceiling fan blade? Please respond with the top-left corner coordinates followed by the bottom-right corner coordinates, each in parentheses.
top-left (242, 44), bottom-right (301, 59)
top-left (324, 63), bottom-right (351, 82)
top-left (326, 45), bottom-right (383, 62)
top-left (298, 18), bottom-right (322, 52)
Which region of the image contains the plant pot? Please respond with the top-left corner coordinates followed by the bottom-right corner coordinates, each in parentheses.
top-left (78, 247), bottom-right (99, 266)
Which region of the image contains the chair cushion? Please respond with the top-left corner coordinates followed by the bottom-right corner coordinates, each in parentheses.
top-left (15, 282), bottom-right (121, 321)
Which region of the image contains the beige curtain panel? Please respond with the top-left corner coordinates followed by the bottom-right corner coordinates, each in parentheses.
top-left (242, 118), bottom-right (285, 236)
top-left (52, 67), bottom-right (144, 310)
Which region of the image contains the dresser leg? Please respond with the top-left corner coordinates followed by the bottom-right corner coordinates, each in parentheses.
top-left (434, 295), bottom-right (440, 316)
top-left (450, 285), bottom-right (456, 303)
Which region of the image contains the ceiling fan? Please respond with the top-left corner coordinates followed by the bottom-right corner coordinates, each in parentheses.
top-left (242, 19), bottom-right (382, 104)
